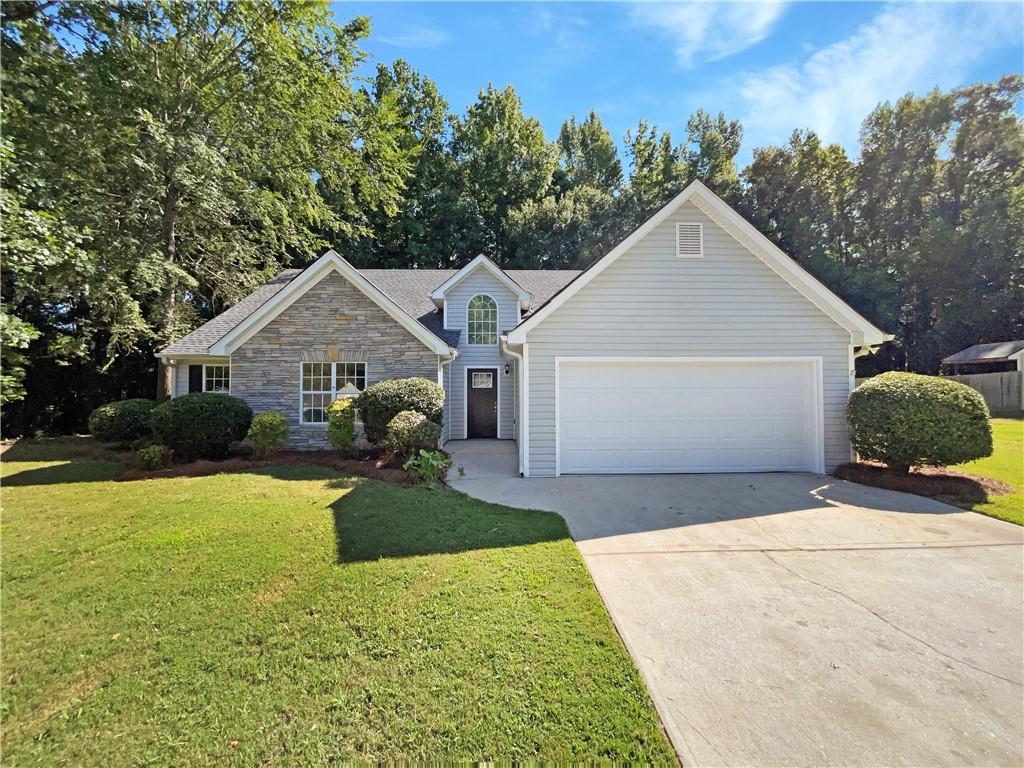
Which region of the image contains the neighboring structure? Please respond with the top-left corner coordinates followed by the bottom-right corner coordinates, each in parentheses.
top-left (941, 341), bottom-right (1024, 416)
top-left (158, 180), bottom-right (890, 474)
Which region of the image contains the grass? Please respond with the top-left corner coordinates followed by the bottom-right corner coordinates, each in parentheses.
top-left (954, 417), bottom-right (1024, 525)
top-left (0, 440), bottom-right (675, 765)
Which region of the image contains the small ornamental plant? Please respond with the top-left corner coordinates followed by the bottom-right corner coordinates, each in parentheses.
top-left (247, 412), bottom-right (289, 458)
top-left (403, 449), bottom-right (451, 489)
top-left (326, 398), bottom-right (357, 455)
top-left (382, 410), bottom-right (442, 461)
top-left (846, 371), bottom-right (992, 473)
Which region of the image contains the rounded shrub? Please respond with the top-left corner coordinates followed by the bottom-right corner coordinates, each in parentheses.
top-left (846, 371), bottom-right (992, 472)
top-left (326, 398), bottom-right (357, 455)
top-left (356, 377), bottom-right (444, 445)
top-left (150, 392), bottom-right (253, 460)
top-left (137, 444), bottom-right (170, 470)
top-left (87, 399), bottom-right (156, 443)
top-left (382, 410), bottom-right (442, 460)
top-left (247, 411), bottom-right (289, 458)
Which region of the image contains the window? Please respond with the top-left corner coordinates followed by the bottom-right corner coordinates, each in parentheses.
top-left (467, 294), bottom-right (498, 345)
top-left (301, 362), bottom-right (366, 423)
top-left (203, 365), bottom-right (230, 393)
top-left (472, 371), bottom-right (493, 388)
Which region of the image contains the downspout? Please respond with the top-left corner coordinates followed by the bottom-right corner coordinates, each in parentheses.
top-left (440, 348), bottom-right (459, 446)
top-left (500, 336), bottom-right (525, 476)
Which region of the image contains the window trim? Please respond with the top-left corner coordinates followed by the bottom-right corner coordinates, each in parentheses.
top-left (466, 293), bottom-right (499, 347)
top-left (298, 361), bottom-right (367, 425)
top-left (202, 363), bottom-right (231, 394)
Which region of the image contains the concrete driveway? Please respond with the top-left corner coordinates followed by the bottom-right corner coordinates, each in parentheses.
top-left (448, 442), bottom-right (1024, 767)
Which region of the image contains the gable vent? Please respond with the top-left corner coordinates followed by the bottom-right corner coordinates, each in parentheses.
top-left (676, 222), bottom-right (703, 259)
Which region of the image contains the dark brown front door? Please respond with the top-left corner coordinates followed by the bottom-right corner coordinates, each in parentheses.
top-left (467, 368), bottom-right (498, 438)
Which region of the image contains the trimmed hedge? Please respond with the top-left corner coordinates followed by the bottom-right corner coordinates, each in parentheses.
top-left (846, 371), bottom-right (992, 472)
top-left (247, 412), bottom-right (288, 458)
top-left (382, 410), bottom-right (442, 460)
top-left (87, 399), bottom-right (156, 443)
top-left (327, 398), bottom-right (357, 455)
top-left (356, 377), bottom-right (444, 445)
top-left (150, 393), bottom-right (253, 460)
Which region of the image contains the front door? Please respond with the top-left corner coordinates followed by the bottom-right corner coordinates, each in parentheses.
top-left (467, 368), bottom-right (498, 438)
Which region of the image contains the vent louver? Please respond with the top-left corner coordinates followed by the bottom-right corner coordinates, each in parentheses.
top-left (676, 222), bottom-right (703, 259)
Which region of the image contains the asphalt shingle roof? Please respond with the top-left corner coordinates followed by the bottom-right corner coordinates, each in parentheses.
top-left (942, 340), bottom-right (1024, 364)
top-left (159, 266), bottom-right (580, 357)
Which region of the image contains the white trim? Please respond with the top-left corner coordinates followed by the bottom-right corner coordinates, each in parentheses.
top-left (506, 180), bottom-right (890, 347)
top-left (522, 343), bottom-right (530, 476)
top-left (675, 221), bottom-right (703, 259)
top-left (211, 250), bottom-right (452, 356)
top-left (298, 360), bottom-right (367, 425)
top-left (202, 362), bottom-right (232, 394)
top-left (552, 355), bottom-right (826, 477)
top-left (442, 297), bottom-right (449, 330)
top-left (431, 254), bottom-right (533, 310)
top-left (465, 293), bottom-right (499, 347)
top-left (463, 365), bottom-right (501, 440)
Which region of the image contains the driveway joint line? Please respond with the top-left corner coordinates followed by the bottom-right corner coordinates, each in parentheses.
top-left (580, 542), bottom-right (1023, 556)
top-left (761, 550), bottom-right (1024, 688)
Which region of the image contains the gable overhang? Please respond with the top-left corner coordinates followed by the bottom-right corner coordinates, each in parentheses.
top-left (505, 180), bottom-right (891, 348)
top-left (430, 254), bottom-right (533, 311)
top-left (209, 250), bottom-right (454, 357)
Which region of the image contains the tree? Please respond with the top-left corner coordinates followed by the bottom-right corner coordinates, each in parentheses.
top-left (681, 109), bottom-right (742, 202)
top-left (620, 120), bottom-right (684, 231)
top-left (557, 110), bottom-right (622, 194)
top-left (1, 1), bottom-right (411, 417)
top-left (452, 84), bottom-right (557, 264)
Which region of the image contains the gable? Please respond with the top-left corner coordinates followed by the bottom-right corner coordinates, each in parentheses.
top-left (210, 251), bottom-right (452, 356)
top-left (506, 181), bottom-right (889, 347)
top-left (443, 268), bottom-right (521, 332)
top-left (430, 255), bottom-right (533, 310)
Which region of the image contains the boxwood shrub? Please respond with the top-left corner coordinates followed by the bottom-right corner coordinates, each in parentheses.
top-left (382, 410), bottom-right (442, 460)
top-left (356, 377), bottom-right (444, 445)
top-left (87, 399), bottom-right (156, 444)
top-left (150, 393), bottom-right (253, 460)
top-left (846, 371), bottom-right (992, 472)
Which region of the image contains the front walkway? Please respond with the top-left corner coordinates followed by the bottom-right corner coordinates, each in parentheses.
top-left (445, 439), bottom-right (519, 480)
top-left (448, 466), bottom-right (1024, 767)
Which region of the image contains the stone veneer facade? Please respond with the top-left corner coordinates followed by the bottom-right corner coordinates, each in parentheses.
top-left (231, 271), bottom-right (441, 449)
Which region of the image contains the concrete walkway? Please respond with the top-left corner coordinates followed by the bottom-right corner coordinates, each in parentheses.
top-left (447, 443), bottom-right (1024, 767)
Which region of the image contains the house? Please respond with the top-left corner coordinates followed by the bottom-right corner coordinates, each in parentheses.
top-left (941, 341), bottom-right (1024, 375)
top-left (157, 180), bottom-right (890, 476)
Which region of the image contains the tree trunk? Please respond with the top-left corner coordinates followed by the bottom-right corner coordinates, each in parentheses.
top-left (155, 181), bottom-right (180, 401)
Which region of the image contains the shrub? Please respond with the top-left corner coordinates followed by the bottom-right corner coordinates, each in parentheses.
top-left (137, 444), bottom-right (170, 470)
top-left (248, 412), bottom-right (288, 458)
top-left (150, 392), bottom-right (253, 460)
top-left (87, 399), bottom-right (156, 444)
top-left (382, 410), bottom-right (441, 460)
top-left (403, 449), bottom-right (451, 489)
top-left (356, 377), bottom-right (444, 445)
top-left (846, 372), bottom-right (992, 473)
top-left (327, 398), bottom-right (356, 455)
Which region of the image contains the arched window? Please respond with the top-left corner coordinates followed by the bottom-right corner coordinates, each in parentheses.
top-left (467, 294), bottom-right (498, 345)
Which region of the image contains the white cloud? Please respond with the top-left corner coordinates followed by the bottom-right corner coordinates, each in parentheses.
top-left (631, 1), bottom-right (788, 68)
top-left (378, 27), bottom-right (450, 48)
top-left (736, 2), bottom-right (1022, 153)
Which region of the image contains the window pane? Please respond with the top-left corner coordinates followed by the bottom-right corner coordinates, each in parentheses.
top-left (468, 295), bottom-right (498, 345)
top-left (204, 365), bottom-right (230, 393)
top-left (302, 393), bottom-right (329, 423)
top-left (335, 362), bottom-right (366, 393)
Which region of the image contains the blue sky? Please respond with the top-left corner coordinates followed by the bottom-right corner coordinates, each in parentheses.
top-left (335, 1), bottom-right (1023, 166)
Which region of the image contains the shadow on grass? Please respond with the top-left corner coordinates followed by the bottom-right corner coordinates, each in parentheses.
top-left (326, 478), bottom-right (568, 563)
top-left (1, 460), bottom-right (124, 486)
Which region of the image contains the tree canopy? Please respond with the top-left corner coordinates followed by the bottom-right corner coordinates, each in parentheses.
top-left (2, 1), bottom-right (1021, 434)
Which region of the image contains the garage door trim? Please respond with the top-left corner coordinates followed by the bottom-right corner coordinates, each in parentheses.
top-left (553, 356), bottom-right (825, 476)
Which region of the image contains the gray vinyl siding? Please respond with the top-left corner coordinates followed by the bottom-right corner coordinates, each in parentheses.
top-left (171, 358), bottom-right (229, 397)
top-left (444, 270), bottom-right (518, 440)
top-left (524, 200), bottom-right (854, 476)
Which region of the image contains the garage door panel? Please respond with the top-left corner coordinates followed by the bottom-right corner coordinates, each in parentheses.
top-left (558, 359), bottom-right (819, 474)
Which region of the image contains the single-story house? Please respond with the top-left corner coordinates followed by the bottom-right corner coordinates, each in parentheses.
top-left (941, 341), bottom-right (1024, 375)
top-left (158, 180), bottom-right (890, 476)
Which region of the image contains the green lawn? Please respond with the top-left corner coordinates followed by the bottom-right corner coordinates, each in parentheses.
top-left (0, 441), bottom-right (674, 765)
top-left (954, 417), bottom-right (1024, 525)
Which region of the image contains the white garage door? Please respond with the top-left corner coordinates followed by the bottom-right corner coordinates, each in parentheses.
top-left (557, 359), bottom-right (821, 474)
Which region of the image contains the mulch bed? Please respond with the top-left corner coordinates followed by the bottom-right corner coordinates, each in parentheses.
top-left (834, 461), bottom-right (1013, 510)
top-left (117, 448), bottom-right (411, 486)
